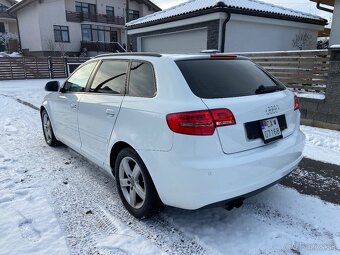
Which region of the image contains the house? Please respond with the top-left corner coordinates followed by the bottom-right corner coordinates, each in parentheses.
top-left (311, 0), bottom-right (340, 46)
top-left (126, 0), bottom-right (327, 54)
top-left (7, 0), bottom-right (160, 56)
top-left (0, 0), bottom-right (18, 35)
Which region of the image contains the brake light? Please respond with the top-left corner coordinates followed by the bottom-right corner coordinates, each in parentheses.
top-left (294, 95), bottom-right (299, 111)
top-left (166, 109), bottom-right (236, 136)
top-left (210, 54), bottom-right (237, 60)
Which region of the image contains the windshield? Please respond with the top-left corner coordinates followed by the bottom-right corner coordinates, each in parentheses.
top-left (176, 59), bottom-right (285, 99)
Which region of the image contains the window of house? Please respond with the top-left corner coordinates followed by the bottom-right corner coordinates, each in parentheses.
top-left (0, 4), bottom-right (8, 12)
top-left (63, 61), bottom-right (98, 92)
top-left (75, 1), bottom-right (96, 16)
top-left (128, 10), bottom-right (139, 21)
top-left (54, 25), bottom-right (70, 43)
top-left (106, 6), bottom-right (114, 17)
top-left (0, 22), bottom-right (5, 33)
top-left (81, 24), bottom-right (118, 43)
top-left (128, 61), bottom-right (156, 98)
top-left (90, 60), bottom-right (129, 94)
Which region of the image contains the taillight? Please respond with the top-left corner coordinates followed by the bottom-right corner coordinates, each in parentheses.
top-left (166, 109), bottom-right (236, 136)
top-left (210, 108), bottom-right (236, 127)
top-left (294, 95), bottom-right (299, 111)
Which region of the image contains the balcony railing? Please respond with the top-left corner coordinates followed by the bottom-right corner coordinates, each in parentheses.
top-left (81, 41), bottom-right (126, 52)
top-left (66, 11), bottom-right (125, 25)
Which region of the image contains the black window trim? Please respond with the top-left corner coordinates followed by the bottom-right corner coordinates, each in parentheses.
top-left (83, 59), bottom-right (157, 98)
top-left (106, 6), bottom-right (115, 17)
top-left (53, 25), bottom-right (70, 43)
top-left (125, 60), bottom-right (157, 98)
top-left (84, 59), bottom-right (130, 96)
top-left (61, 60), bottom-right (99, 94)
top-left (81, 24), bottom-right (118, 43)
top-left (75, 1), bottom-right (97, 15)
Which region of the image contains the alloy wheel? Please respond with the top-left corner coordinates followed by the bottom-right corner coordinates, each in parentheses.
top-left (118, 157), bottom-right (146, 209)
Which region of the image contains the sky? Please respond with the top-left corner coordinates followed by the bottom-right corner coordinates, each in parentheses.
top-left (152, 0), bottom-right (333, 24)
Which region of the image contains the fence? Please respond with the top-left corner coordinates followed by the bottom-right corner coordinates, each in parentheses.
top-left (0, 57), bottom-right (90, 80)
top-left (238, 50), bottom-right (330, 93)
top-left (0, 51), bottom-right (331, 85)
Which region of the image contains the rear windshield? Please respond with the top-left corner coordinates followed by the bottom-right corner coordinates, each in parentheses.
top-left (176, 59), bottom-right (285, 99)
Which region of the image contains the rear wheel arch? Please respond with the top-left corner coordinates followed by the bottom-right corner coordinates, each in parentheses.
top-left (110, 141), bottom-right (133, 176)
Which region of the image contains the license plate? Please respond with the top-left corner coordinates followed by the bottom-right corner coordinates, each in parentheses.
top-left (260, 117), bottom-right (282, 144)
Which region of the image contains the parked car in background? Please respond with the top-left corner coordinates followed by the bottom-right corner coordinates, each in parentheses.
top-left (41, 53), bottom-right (305, 219)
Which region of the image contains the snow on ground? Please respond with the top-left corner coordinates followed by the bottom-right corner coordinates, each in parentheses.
top-left (297, 92), bottom-right (325, 100)
top-left (0, 52), bottom-right (22, 58)
top-left (0, 79), bottom-right (340, 255)
top-left (301, 125), bottom-right (340, 165)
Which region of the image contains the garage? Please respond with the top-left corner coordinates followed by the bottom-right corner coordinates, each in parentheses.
top-left (139, 28), bottom-right (208, 53)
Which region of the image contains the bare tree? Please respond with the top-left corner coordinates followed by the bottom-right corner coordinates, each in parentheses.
top-left (56, 42), bottom-right (67, 57)
top-left (45, 38), bottom-right (67, 57)
top-left (45, 38), bottom-right (57, 56)
top-left (292, 31), bottom-right (315, 50)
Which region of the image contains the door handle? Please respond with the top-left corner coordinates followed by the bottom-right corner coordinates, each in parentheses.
top-left (106, 109), bottom-right (116, 117)
top-left (70, 103), bottom-right (77, 109)
top-left (59, 95), bottom-right (67, 99)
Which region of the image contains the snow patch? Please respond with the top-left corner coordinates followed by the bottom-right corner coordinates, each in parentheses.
top-left (301, 125), bottom-right (340, 165)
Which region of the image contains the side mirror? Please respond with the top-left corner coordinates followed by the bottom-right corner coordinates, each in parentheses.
top-left (45, 81), bottom-right (60, 92)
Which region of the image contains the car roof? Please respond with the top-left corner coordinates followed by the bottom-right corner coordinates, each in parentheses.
top-left (93, 53), bottom-right (250, 61)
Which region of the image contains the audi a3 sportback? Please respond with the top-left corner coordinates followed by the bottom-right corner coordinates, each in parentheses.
top-left (41, 53), bottom-right (305, 219)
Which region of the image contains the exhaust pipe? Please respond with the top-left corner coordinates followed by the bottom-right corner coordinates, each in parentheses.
top-left (223, 198), bottom-right (244, 211)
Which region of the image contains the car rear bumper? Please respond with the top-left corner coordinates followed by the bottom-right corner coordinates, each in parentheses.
top-left (138, 129), bottom-right (305, 210)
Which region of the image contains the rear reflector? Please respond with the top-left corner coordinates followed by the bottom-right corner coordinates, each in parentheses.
top-left (166, 109), bottom-right (236, 136)
top-left (294, 95), bottom-right (299, 111)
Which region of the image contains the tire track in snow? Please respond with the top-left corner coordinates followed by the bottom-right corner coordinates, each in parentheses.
top-left (46, 151), bottom-right (211, 255)
top-left (0, 94), bottom-right (213, 255)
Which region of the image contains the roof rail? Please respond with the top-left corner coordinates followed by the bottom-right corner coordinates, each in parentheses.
top-left (94, 52), bottom-right (162, 58)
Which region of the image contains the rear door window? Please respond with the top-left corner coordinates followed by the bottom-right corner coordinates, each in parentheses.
top-left (127, 61), bottom-right (156, 98)
top-left (176, 59), bottom-right (285, 99)
top-left (90, 60), bottom-right (129, 94)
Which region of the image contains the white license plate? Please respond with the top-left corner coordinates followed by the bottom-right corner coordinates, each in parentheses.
top-left (260, 117), bottom-right (282, 143)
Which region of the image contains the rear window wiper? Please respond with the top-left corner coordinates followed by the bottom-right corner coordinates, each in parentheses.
top-left (255, 85), bottom-right (283, 95)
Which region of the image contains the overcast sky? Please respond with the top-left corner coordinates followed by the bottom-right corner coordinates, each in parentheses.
top-left (152, 0), bottom-right (333, 24)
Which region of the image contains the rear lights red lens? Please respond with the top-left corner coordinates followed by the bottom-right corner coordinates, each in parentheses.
top-left (294, 95), bottom-right (299, 111)
top-left (210, 108), bottom-right (236, 127)
top-left (166, 109), bottom-right (236, 136)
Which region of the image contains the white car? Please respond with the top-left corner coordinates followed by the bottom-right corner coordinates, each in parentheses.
top-left (41, 53), bottom-right (305, 219)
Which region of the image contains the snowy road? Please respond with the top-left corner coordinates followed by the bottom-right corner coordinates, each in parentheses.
top-left (1, 79), bottom-right (340, 255)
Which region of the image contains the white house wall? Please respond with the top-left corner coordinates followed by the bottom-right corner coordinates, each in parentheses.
top-left (224, 14), bottom-right (323, 52)
top-left (16, 2), bottom-right (42, 51)
top-left (38, 0), bottom-right (81, 53)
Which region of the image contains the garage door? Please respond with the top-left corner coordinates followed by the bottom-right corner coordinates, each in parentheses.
top-left (140, 28), bottom-right (208, 54)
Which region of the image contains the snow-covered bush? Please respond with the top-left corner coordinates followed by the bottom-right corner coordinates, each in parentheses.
top-left (0, 32), bottom-right (19, 52)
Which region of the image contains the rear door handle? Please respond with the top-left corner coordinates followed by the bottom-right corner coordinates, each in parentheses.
top-left (106, 109), bottom-right (116, 117)
top-left (59, 95), bottom-right (67, 99)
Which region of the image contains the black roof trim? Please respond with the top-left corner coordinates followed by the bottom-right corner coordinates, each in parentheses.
top-left (94, 52), bottom-right (162, 58)
top-left (126, 6), bottom-right (327, 30)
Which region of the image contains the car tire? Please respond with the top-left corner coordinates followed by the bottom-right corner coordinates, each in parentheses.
top-left (115, 148), bottom-right (165, 219)
top-left (41, 109), bottom-right (60, 147)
